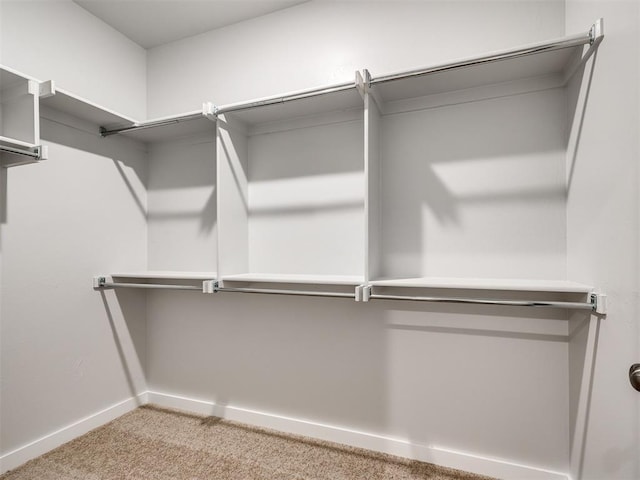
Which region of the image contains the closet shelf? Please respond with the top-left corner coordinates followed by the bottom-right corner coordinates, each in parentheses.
top-left (94, 272), bottom-right (217, 293)
top-left (216, 80), bottom-right (363, 132)
top-left (99, 104), bottom-right (216, 143)
top-left (1, 66), bottom-right (46, 167)
top-left (366, 18), bottom-right (603, 109)
top-left (39, 83), bottom-right (216, 143)
top-left (0, 137), bottom-right (46, 167)
top-left (368, 277), bottom-right (594, 294)
top-left (364, 278), bottom-right (604, 313)
top-left (40, 83), bottom-right (135, 129)
top-left (110, 271), bottom-right (217, 280)
top-left (220, 273), bottom-right (364, 286)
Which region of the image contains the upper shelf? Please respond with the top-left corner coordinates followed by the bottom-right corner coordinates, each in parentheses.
top-left (39, 82), bottom-right (215, 144)
top-left (367, 19), bottom-right (603, 107)
top-left (99, 104), bottom-right (216, 143)
top-left (40, 83), bottom-right (135, 128)
top-left (215, 81), bottom-right (364, 132)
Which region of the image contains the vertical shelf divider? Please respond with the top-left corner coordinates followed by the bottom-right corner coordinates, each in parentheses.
top-left (216, 114), bottom-right (249, 282)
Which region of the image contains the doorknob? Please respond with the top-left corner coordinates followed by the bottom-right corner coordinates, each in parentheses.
top-left (630, 364), bottom-right (640, 392)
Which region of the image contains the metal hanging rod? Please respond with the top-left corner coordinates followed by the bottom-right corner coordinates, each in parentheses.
top-left (96, 277), bottom-right (204, 292)
top-left (0, 144), bottom-right (42, 159)
top-left (215, 285), bottom-right (355, 299)
top-left (366, 292), bottom-right (599, 311)
top-left (100, 103), bottom-right (216, 137)
top-left (369, 19), bottom-right (602, 86)
top-left (215, 81), bottom-right (356, 116)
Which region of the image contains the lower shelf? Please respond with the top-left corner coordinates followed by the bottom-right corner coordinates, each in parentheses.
top-left (92, 272), bottom-right (605, 313)
top-left (94, 271), bottom-right (217, 293)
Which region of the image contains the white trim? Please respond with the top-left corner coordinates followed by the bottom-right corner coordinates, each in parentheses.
top-left (147, 390), bottom-right (569, 480)
top-left (0, 393), bottom-right (147, 475)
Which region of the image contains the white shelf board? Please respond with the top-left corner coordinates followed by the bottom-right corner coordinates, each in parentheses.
top-left (41, 87), bottom-right (135, 128)
top-left (0, 136), bottom-right (38, 149)
top-left (371, 45), bottom-right (583, 105)
top-left (221, 273), bottom-right (364, 286)
top-left (110, 271), bottom-right (217, 280)
top-left (220, 86), bottom-right (363, 128)
top-left (369, 277), bottom-right (594, 294)
top-left (112, 113), bottom-right (216, 143)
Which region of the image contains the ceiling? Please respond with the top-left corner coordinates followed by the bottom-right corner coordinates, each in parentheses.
top-left (73, 0), bottom-right (309, 49)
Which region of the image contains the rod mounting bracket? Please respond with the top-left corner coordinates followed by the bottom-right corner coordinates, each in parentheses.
top-left (362, 286), bottom-right (372, 302)
top-left (592, 292), bottom-right (607, 315)
top-left (203, 280), bottom-right (218, 294)
top-left (589, 18), bottom-right (604, 45)
top-left (203, 102), bottom-right (217, 122)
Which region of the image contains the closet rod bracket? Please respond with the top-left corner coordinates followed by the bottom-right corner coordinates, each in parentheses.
top-left (591, 292), bottom-right (607, 315)
top-left (589, 18), bottom-right (604, 46)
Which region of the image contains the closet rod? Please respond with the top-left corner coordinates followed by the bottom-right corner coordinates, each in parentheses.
top-left (98, 281), bottom-right (203, 292)
top-left (216, 286), bottom-right (355, 299)
top-left (0, 145), bottom-right (41, 159)
top-left (369, 22), bottom-right (598, 86)
top-left (100, 112), bottom-right (205, 137)
top-left (215, 81), bottom-right (356, 116)
top-left (368, 293), bottom-right (597, 311)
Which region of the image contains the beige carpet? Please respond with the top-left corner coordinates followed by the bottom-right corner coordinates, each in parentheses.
top-left (1, 405), bottom-right (495, 480)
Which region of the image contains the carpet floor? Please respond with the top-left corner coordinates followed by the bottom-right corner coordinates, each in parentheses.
top-left (1, 405), bottom-right (496, 479)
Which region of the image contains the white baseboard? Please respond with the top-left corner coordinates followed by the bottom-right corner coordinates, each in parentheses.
top-left (0, 392), bottom-right (147, 475)
top-left (147, 390), bottom-right (569, 480)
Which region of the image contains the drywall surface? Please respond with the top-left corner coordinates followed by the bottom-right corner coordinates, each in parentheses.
top-left (0, 0), bottom-right (146, 120)
top-left (147, 292), bottom-right (570, 475)
top-left (147, 136), bottom-right (217, 272)
top-left (147, 0), bottom-right (565, 116)
top-left (566, 2), bottom-right (640, 479)
top-left (145, 1), bottom-right (574, 476)
top-left (0, 114), bottom-right (148, 457)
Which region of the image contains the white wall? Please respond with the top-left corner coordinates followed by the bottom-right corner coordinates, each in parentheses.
top-left (147, 0), bottom-right (565, 116)
top-left (0, 0), bottom-right (147, 120)
top-left (0, 0), bottom-right (150, 471)
top-left (566, 1), bottom-right (639, 479)
top-left (0, 113), bottom-right (149, 464)
top-left (145, 1), bottom-right (577, 477)
top-left (3, 1), bottom-right (635, 479)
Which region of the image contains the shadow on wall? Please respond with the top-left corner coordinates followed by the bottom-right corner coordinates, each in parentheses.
top-left (143, 291), bottom-right (390, 434)
top-left (381, 88), bottom-right (570, 279)
top-left (566, 52), bottom-right (598, 192)
top-left (100, 288), bottom-right (147, 403)
top-left (145, 138), bottom-right (217, 236)
top-left (39, 115), bottom-right (148, 220)
top-left (375, 298), bottom-right (582, 471)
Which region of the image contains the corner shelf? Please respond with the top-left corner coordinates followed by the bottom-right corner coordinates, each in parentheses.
top-left (99, 104), bottom-right (216, 143)
top-left (39, 82), bottom-right (135, 129)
